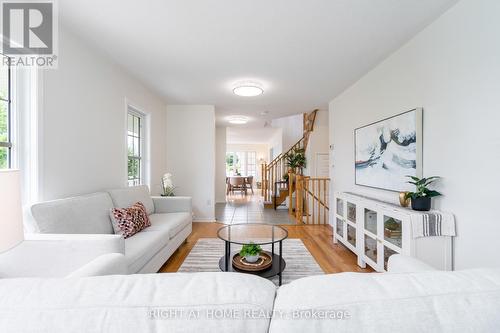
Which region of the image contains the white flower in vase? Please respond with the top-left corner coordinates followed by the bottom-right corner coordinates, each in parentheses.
top-left (162, 173), bottom-right (176, 196)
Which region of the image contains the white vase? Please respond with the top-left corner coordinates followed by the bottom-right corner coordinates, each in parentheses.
top-left (245, 254), bottom-right (260, 263)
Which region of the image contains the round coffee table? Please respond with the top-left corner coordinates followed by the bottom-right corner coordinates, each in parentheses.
top-left (217, 223), bottom-right (288, 285)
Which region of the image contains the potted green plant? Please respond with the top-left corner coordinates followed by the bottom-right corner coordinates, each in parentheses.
top-left (283, 173), bottom-right (289, 182)
top-left (285, 148), bottom-right (307, 174)
top-left (239, 243), bottom-right (263, 263)
top-left (404, 176), bottom-right (442, 211)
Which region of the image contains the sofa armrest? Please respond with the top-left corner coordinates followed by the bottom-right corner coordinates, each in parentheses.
top-left (66, 253), bottom-right (128, 278)
top-left (0, 235), bottom-right (126, 278)
top-left (387, 255), bottom-right (438, 273)
top-left (152, 196), bottom-right (192, 214)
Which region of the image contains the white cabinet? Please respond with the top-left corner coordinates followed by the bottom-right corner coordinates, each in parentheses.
top-left (333, 192), bottom-right (454, 272)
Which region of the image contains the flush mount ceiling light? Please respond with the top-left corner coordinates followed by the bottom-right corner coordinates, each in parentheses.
top-left (232, 82), bottom-right (264, 97)
top-left (227, 115), bottom-right (249, 125)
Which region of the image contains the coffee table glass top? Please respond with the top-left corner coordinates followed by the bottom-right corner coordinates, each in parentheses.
top-left (217, 223), bottom-right (288, 245)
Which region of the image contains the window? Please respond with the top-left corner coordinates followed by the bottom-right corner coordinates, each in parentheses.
top-left (0, 54), bottom-right (11, 169)
top-left (247, 151), bottom-right (256, 177)
top-left (226, 151), bottom-right (256, 177)
top-left (127, 109), bottom-right (145, 186)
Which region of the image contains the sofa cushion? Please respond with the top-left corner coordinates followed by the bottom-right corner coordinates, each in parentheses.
top-left (148, 212), bottom-right (191, 239)
top-left (124, 227), bottom-right (170, 273)
top-left (110, 202), bottom-right (151, 238)
top-left (269, 268), bottom-right (500, 333)
top-left (30, 192), bottom-right (114, 234)
top-left (107, 186), bottom-right (155, 215)
top-left (0, 273), bottom-right (276, 332)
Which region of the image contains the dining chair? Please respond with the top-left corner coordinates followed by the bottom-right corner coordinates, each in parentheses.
top-left (229, 177), bottom-right (246, 195)
top-left (244, 176), bottom-right (254, 194)
top-left (226, 177), bottom-right (230, 195)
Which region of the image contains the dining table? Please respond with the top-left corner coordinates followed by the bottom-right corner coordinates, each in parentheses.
top-left (226, 176), bottom-right (251, 195)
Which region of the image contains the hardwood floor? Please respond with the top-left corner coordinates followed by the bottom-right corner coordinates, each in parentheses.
top-left (159, 222), bottom-right (373, 274)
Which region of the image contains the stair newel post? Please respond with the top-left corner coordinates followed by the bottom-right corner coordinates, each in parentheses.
top-left (261, 162), bottom-right (265, 201)
top-left (269, 163), bottom-right (276, 202)
top-left (278, 159), bottom-right (282, 184)
top-left (264, 162), bottom-right (269, 201)
top-left (295, 174), bottom-right (304, 222)
top-left (288, 169), bottom-right (294, 216)
top-left (304, 177), bottom-right (308, 224)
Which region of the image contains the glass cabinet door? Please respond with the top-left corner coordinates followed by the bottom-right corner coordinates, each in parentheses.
top-left (383, 246), bottom-right (398, 271)
top-left (336, 198), bottom-right (344, 216)
top-left (364, 234), bottom-right (377, 262)
top-left (347, 224), bottom-right (356, 247)
top-left (336, 217), bottom-right (344, 238)
top-left (364, 208), bottom-right (377, 234)
top-left (383, 215), bottom-right (402, 248)
top-left (347, 202), bottom-right (356, 223)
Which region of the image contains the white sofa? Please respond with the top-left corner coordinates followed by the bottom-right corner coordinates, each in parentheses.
top-left (28, 185), bottom-right (192, 274)
top-left (0, 255), bottom-right (499, 332)
top-left (0, 234), bottom-right (127, 278)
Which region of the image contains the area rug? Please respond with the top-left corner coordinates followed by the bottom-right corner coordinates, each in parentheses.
top-left (178, 238), bottom-right (324, 285)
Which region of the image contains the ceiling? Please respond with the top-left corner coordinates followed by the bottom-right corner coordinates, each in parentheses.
top-left (226, 127), bottom-right (280, 145)
top-left (59, 0), bottom-right (458, 126)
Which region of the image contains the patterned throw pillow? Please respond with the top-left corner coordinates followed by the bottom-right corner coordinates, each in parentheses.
top-left (111, 202), bottom-right (151, 238)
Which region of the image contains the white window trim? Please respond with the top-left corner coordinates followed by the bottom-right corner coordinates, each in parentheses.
top-left (125, 100), bottom-right (150, 188)
top-left (226, 151), bottom-right (257, 178)
top-left (15, 67), bottom-right (42, 205)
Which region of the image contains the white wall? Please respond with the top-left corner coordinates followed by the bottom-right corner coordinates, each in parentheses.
top-left (267, 128), bottom-right (283, 160)
top-left (166, 105), bottom-right (215, 221)
top-left (41, 26), bottom-right (167, 200)
top-left (304, 110), bottom-right (329, 177)
top-left (226, 143), bottom-right (269, 183)
top-left (215, 127), bottom-right (227, 203)
top-left (329, 0), bottom-right (500, 269)
top-left (271, 113), bottom-right (303, 152)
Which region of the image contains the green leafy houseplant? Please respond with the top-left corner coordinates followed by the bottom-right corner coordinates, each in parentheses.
top-left (404, 176), bottom-right (442, 211)
top-left (239, 243), bottom-right (262, 263)
top-left (285, 148), bottom-right (307, 172)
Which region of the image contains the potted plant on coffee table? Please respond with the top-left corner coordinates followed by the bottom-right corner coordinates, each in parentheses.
top-left (239, 243), bottom-right (263, 263)
top-left (404, 176), bottom-right (442, 211)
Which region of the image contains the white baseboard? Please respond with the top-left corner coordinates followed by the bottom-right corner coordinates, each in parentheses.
top-left (193, 217), bottom-right (217, 223)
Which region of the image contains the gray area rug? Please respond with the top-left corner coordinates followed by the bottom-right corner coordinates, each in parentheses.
top-left (178, 238), bottom-right (324, 285)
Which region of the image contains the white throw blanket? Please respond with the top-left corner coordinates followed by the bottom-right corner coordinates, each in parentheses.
top-left (410, 211), bottom-right (456, 238)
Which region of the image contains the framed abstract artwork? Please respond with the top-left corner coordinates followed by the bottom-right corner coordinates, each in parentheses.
top-left (354, 108), bottom-right (423, 192)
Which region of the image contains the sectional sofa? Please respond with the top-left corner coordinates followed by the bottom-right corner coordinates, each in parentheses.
top-left (27, 185), bottom-right (192, 274)
top-left (0, 255), bottom-right (499, 332)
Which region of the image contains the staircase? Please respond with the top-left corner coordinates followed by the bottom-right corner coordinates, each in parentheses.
top-left (261, 109), bottom-right (318, 209)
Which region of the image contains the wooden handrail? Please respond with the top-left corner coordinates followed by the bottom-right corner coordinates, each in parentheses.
top-left (294, 175), bottom-right (330, 224)
top-left (261, 109), bottom-right (319, 205)
top-left (304, 187), bottom-right (329, 209)
top-left (268, 137), bottom-right (304, 167)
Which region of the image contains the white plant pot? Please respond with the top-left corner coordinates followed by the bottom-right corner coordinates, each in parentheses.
top-left (245, 254), bottom-right (260, 263)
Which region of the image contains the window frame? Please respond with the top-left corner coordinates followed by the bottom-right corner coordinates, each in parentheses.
top-left (225, 151), bottom-right (257, 178)
top-left (0, 53), bottom-right (12, 169)
top-left (246, 151), bottom-right (257, 178)
top-left (127, 107), bottom-right (146, 187)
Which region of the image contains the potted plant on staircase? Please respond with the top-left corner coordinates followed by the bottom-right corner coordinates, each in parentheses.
top-left (404, 176), bottom-right (442, 211)
top-left (285, 148), bottom-right (307, 175)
